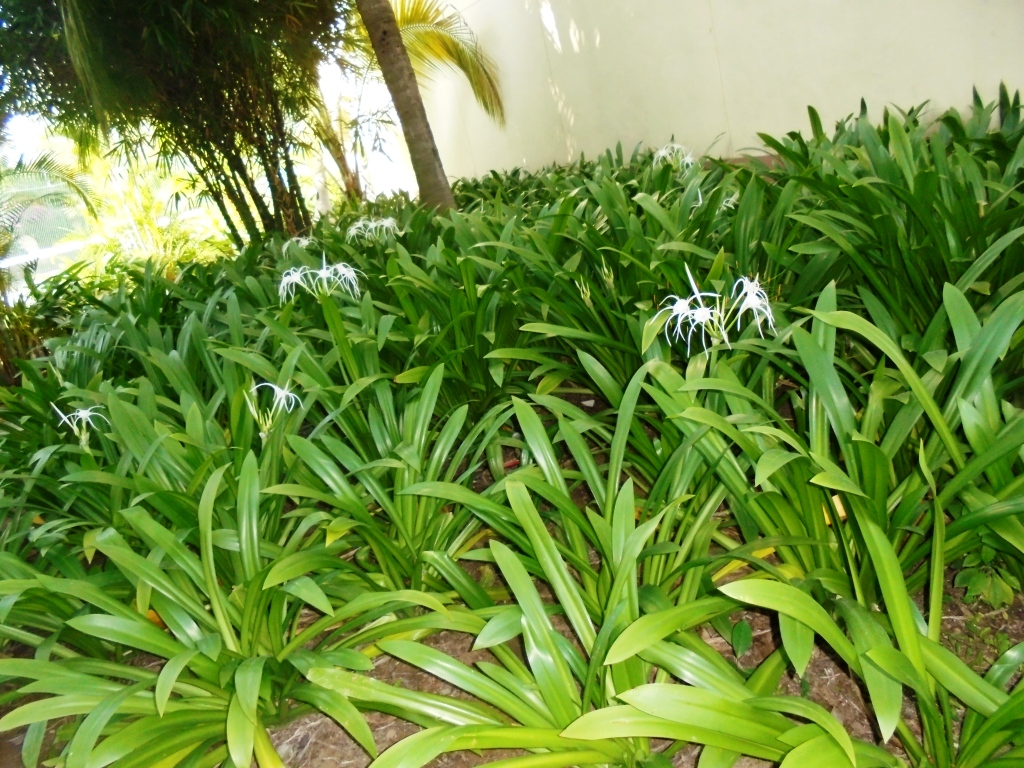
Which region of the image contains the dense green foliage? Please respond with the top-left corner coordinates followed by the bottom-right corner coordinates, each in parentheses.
top-left (2, 93), bottom-right (1024, 768)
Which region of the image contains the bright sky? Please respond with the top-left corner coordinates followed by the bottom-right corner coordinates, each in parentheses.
top-left (318, 62), bottom-right (416, 199)
top-left (2, 114), bottom-right (65, 164)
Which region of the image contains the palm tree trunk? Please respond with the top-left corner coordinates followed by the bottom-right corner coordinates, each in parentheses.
top-left (355, 0), bottom-right (454, 211)
top-left (192, 163), bottom-right (243, 248)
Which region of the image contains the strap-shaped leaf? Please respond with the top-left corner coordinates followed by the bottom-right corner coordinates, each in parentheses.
top-left (379, 639), bottom-right (551, 728)
top-left (307, 667), bottom-right (500, 726)
top-left (809, 310), bottom-right (964, 469)
top-left (65, 681), bottom-right (149, 768)
top-left (67, 614), bottom-right (186, 660)
top-left (226, 692), bottom-right (255, 768)
top-left (291, 682), bottom-right (377, 757)
top-left (779, 613), bottom-right (813, 677)
top-left (718, 580), bottom-right (859, 672)
top-left (474, 607), bottom-right (524, 650)
top-left (490, 540), bottom-right (581, 725)
top-left (237, 451), bottom-right (261, 581)
top-left (279, 575), bottom-right (332, 615)
top-left (198, 464), bottom-right (240, 653)
top-left (750, 695), bottom-right (855, 767)
top-left (367, 726), bottom-right (458, 768)
top-left (561, 704), bottom-right (785, 761)
top-left (505, 480), bottom-right (595, 652)
top-left (859, 519), bottom-right (925, 681)
top-left (155, 650), bottom-right (198, 717)
top-left (836, 600), bottom-right (901, 742)
top-left (606, 599), bottom-right (735, 666)
top-left (778, 732), bottom-right (852, 768)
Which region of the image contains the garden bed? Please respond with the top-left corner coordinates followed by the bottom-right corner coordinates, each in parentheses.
top-left (2, 91), bottom-right (1024, 768)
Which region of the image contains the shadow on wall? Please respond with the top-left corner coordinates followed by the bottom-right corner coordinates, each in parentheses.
top-left (433, 0), bottom-right (1024, 178)
top-left (434, 0), bottom-right (731, 175)
top-left (537, 0), bottom-right (602, 55)
top-left (534, 0), bottom-right (599, 162)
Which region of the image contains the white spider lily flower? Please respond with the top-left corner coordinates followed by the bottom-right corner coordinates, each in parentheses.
top-left (310, 259), bottom-right (361, 298)
top-left (253, 382), bottom-right (301, 414)
top-left (278, 260), bottom-right (362, 304)
top-left (656, 265), bottom-right (729, 354)
top-left (345, 220), bottom-right (368, 241)
top-left (375, 217), bottom-right (399, 237)
top-left (653, 142), bottom-right (695, 169)
top-left (658, 294), bottom-right (695, 342)
top-left (333, 262), bottom-right (362, 297)
top-left (52, 404), bottom-right (109, 448)
top-left (653, 142), bottom-right (683, 165)
top-left (248, 382), bottom-right (302, 442)
top-left (732, 275), bottom-right (775, 336)
top-left (346, 217), bottom-right (398, 243)
top-left (685, 300), bottom-right (728, 352)
top-left (278, 267), bottom-right (308, 303)
top-left (720, 193), bottom-right (739, 211)
top-left (656, 268), bottom-right (776, 357)
top-left (684, 263), bottom-right (719, 306)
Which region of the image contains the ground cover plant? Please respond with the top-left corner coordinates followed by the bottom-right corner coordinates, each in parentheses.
top-left (1, 90), bottom-right (1024, 767)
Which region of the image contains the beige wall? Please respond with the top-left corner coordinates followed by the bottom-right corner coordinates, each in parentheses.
top-left (420, 0), bottom-right (1024, 179)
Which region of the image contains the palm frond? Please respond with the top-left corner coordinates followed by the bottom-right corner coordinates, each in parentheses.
top-left (1, 153), bottom-right (96, 215)
top-left (392, 0), bottom-right (505, 125)
top-left (0, 153), bottom-right (96, 259)
top-left (0, 230), bottom-right (13, 261)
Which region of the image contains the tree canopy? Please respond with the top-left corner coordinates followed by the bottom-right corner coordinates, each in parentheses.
top-left (0, 2), bottom-right (92, 125)
top-left (1, 0), bottom-right (504, 239)
top-left (2, 0), bottom-right (343, 242)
